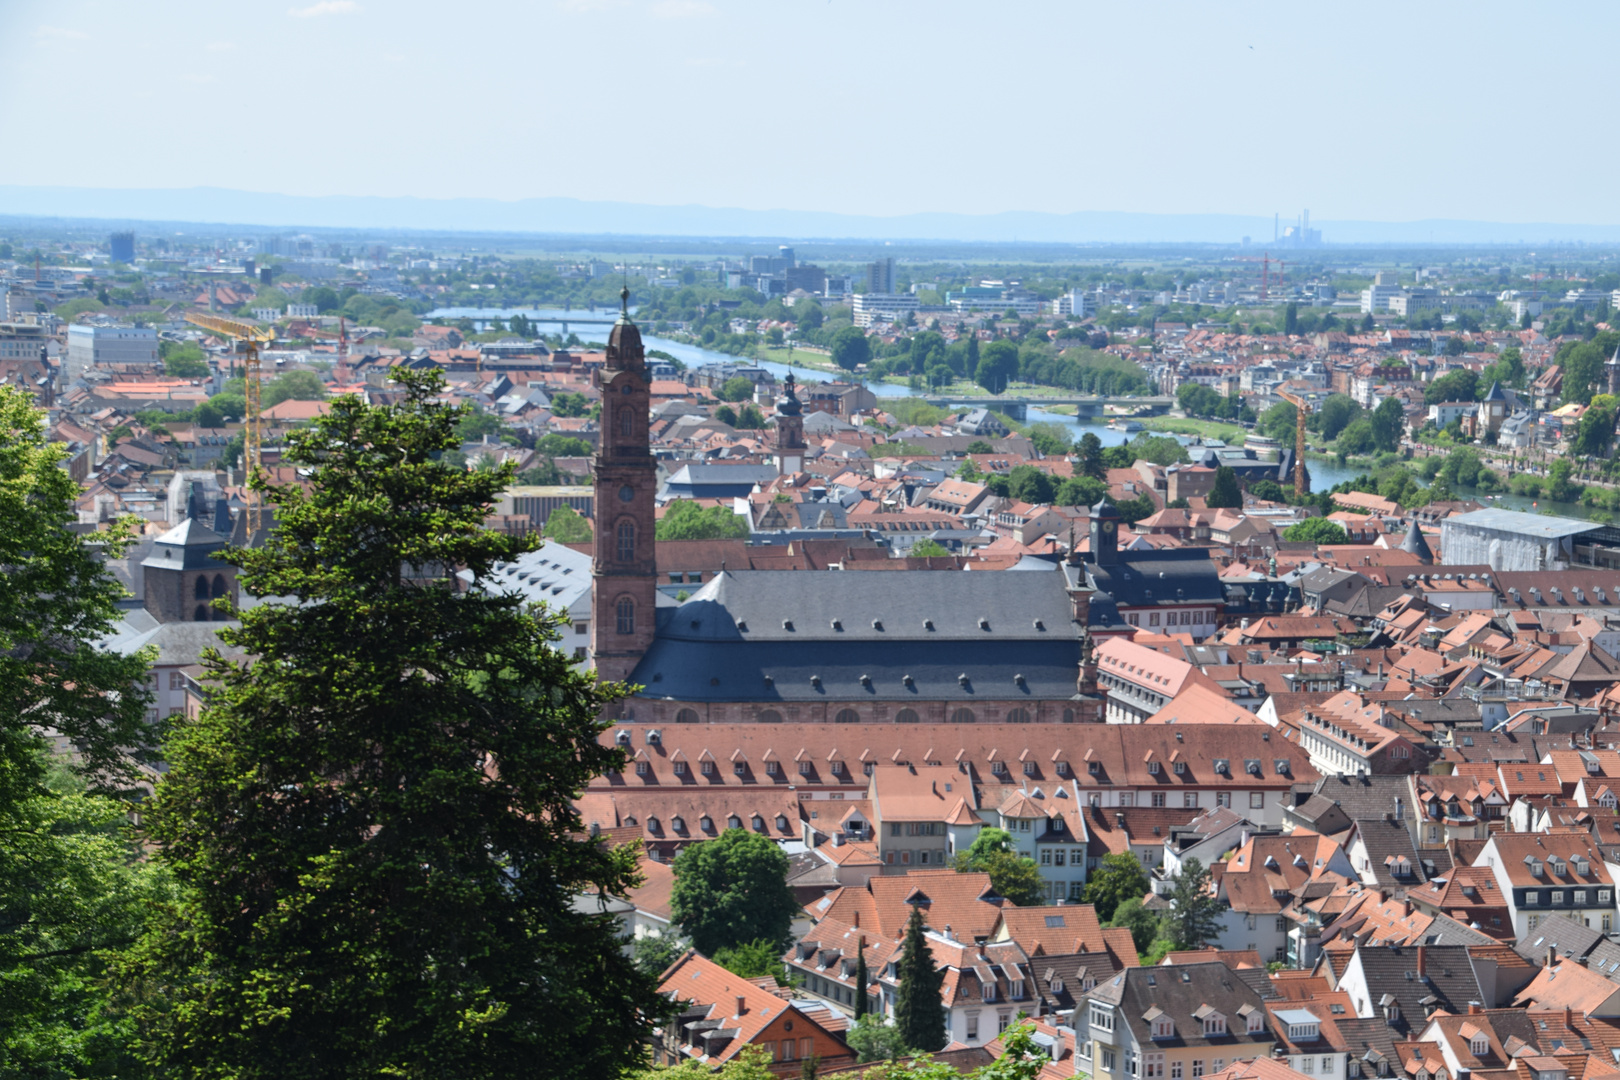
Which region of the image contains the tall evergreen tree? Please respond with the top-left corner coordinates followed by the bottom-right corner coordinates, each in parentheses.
top-left (127, 370), bottom-right (664, 1079)
top-left (1205, 465), bottom-right (1242, 509)
top-left (853, 949), bottom-right (868, 1020)
top-left (893, 906), bottom-right (946, 1052)
top-left (1161, 857), bottom-right (1225, 950)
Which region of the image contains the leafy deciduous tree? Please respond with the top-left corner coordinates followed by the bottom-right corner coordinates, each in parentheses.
top-left (670, 829), bottom-right (799, 957)
top-left (1082, 853), bottom-right (1149, 922)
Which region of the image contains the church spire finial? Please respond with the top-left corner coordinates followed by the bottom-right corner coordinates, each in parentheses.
top-left (620, 284), bottom-right (630, 319)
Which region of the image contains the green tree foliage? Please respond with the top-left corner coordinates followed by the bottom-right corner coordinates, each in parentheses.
top-left (1108, 897), bottom-right (1162, 954)
top-left (670, 829), bottom-right (799, 957)
top-left (1282, 518), bottom-right (1349, 545)
top-left (1283, 303), bottom-right (1300, 336)
top-left (831, 326), bottom-right (872, 371)
top-left (1424, 368), bottom-right (1479, 405)
top-left (262, 369), bottom-right (327, 408)
top-left (1314, 394), bottom-right (1361, 440)
top-left (1480, 346), bottom-right (1526, 390)
top-left (455, 407), bottom-right (505, 443)
top-left (300, 286), bottom-right (341, 313)
top-left (656, 499), bottom-right (749, 541)
top-left (975, 340), bottom-right (1019, 392)
top-left (1249, 479), bottom-right (1286, 503)
top-left (712, 938), bottom-right (789, 982)
top-left (848, 1015), bottom-right (913, 1063)
top-left (542, 504), bottom-right (593, 543)
top-left (0, 385), bottom-right (155, 786)
top-left (1176, 382), bottom-right (1225, 418)
top-left (1160, 857), bottom-right (1225, 950)
top-left (624, 1044), bottom-right (776, 1080)
top-left (961, 848), bottom-right (1044, 908)
top-left (1549, 457), bottom-right (1583, 503)
top-left (1575, 394), bottom-right (1618, 457)
top-left (894, 906), bottom-right (947, 1053)
top-left (2, 751), bottom-right (172, 1077)
top-left (1056, 476), bottom-right (1108, 508)
top-left (1082, 853), bottom-right (1149, 922)
top-left (717, 376), bottom-right (756, 402)
top-left (632, 933), bottom-right (687, 982)
top-left (853, 949), bottom-right (869, 1020)
top-left (1026, 422), bottom-right (1073, 457)
top-left (1018, 347), bottom-right (1150, 395)
top-left (714, 405), bottom-right (739, 427)
top-left (1007, 464), bottom-right (1056, 504)
top-left (1109, 433), bottom-right (1188, 468)
top-left (161, 341), bottom-right (210, 379)
top-left (196, 393), bottom-right (246, 428)
top-left (534, 433), bottom-right (593, 457)
top-left (549, 392), bottom-right (592, 418)
top-left (1560, 331), bottom-right (1620, 405)
top-left (909, 539), bottom-right (952, 558)
top-left (126, 369), bottom-right (663, 1079)
top-left (1337, 417), bottom-right (1376, 455)
top-left (1371, 396), bottom-right (1406, 453)
top-left (1257, 401), bottom-right (1297, 443)
top-left (1077, 432), bottom-right (1106, 479)
top-left (1205, 466), bottom-right (1242, 509)
top-left (735, 404), bottom-right (766, 430)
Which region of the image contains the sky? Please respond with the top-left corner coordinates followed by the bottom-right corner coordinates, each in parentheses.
top-left (4, 0), bottom-right (1620, 227)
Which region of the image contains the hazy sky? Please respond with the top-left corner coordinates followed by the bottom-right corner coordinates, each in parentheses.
top-left (5, 0), bottom-right (1618, 224)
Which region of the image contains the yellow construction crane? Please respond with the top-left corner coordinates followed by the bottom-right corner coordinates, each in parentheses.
top-left (1276, 387), bottom-right (1313, 497)
top-left (185, 312), bottom-right (275, 538)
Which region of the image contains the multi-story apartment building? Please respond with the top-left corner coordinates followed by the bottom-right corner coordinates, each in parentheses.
top-left (867, 765), bottom-right (979, 872)
top-left (65, 323), bottom-right (158, 376)
top-left (1076, 962), bottom-right (1276, 1080)
top-left (1473, 833), bottom-right (1619, 938)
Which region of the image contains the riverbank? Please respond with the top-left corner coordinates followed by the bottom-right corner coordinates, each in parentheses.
top-left (1137, 417), bottom-right (1247, 443)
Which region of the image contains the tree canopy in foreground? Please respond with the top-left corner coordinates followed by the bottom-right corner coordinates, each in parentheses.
top-left (127, 369), bottom-right (664, 1079)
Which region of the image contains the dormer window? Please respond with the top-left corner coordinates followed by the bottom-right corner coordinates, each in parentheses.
top-left (799, 760), bottom-right (812, 776)
top-left (992, 760), bottom-right (1007, 775)
top-left (1470, 1037), bottom-right (1488, 1057)
top-left (1089, 761), bottom-right (1101, 775)
top-left (1056, 761), bottom-right (1069, 775)
top-left (1203, 1015), bottom-right (1226, 1036)
top-left (1174, 761), bottom-right (1186, 775)
top-left (775, 814), bottom-right (789, 831)
top-left (1024, 761), bottom-right (1036, 776)
top-left (1248, 1013), bottom-right (1264, 1034)
top-left (701, 760), bottom-right (715, 775)
top-left (673, 760), bottom-right (687, 775)
top-left (1154, 1019), bottom-right (1175, 1039)
top-left (766, 761), bottom-right (779, 775)
top-left (1148, 761), bottom-right (1161, 775)
top-left (982, 982), bottom-right (997, 1002)
top-left (752, 814), bottom-right (765, 831)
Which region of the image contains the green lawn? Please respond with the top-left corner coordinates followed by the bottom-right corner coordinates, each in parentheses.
top-left (1138, 417), bottom-right (1246, 443)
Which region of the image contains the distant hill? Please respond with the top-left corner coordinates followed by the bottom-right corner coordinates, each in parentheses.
top-left (4, 184), bottom-right (1619, 245)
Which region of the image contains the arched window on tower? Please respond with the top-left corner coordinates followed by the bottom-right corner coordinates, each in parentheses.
top-left (211, 573), bottom-right (228, 598)
top-left (617, 520), bottom-right (635, 562)
top-left (194, 605), bottom-right (210, 622)
top-left (619, 406), bottom-right (634, 438)
top-left (195, 577), bottom-right (210, 600)
top-left (616, 597), bottom-right (635, 635)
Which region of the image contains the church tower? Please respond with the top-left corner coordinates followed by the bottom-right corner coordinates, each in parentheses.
top-left (590, 288), bottom-right (658, 683)
top-left (774, 372), bottom-right (806, 475)
top-left (1089, 496), bottom-right (1120, 566)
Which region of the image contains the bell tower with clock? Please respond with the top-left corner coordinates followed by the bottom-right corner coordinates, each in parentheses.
top-left (1090, 496), bottom-right (1120, 566)
top-left (590, 288), bottom-right (659, 684)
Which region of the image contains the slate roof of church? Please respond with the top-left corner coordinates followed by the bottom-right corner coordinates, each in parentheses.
top-left (630, 568), bottom-right (1083, 703)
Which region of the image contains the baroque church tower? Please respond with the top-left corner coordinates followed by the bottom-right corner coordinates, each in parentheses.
top-left (774, 372), bottom-right (806, 475)
top-left (590, 289), bottom-right (659, 683)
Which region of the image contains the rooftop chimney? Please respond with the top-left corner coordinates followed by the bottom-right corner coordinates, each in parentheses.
top-left (1416, 944), bottom-right (1425, 977)
top-left (735, 995), bottom-right (746, 1018)
top-left (853, 910), bottom-right (860, 929)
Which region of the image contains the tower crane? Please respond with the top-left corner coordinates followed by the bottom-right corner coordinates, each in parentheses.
top-left (1276, 387), bottom-right (1312, 497)
top-left (185, 312), bottom-right (275, 538)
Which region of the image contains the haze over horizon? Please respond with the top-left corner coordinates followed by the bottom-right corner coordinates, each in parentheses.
top-left (5, 0), bottom-right (1620, 232)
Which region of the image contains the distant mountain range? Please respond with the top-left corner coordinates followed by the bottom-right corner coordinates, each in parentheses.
top-left (3, 184), bottom-right (1619, 246)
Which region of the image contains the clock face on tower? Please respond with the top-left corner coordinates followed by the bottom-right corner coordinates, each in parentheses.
top-left (1103, 520), bottom-right (1116, 533)
top-left (618, 484), bottom-right (635, 503)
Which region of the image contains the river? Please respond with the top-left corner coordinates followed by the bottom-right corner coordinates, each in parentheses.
top-left (430, 307), bottom-right (1366, 494)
